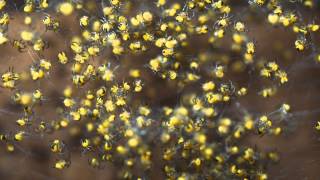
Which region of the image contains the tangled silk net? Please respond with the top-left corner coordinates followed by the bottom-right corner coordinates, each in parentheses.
top-left (0, 0), bottom-right (320, 179)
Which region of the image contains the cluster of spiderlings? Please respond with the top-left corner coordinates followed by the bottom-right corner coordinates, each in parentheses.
top-left (0, 0), bottom-right (319, 179)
